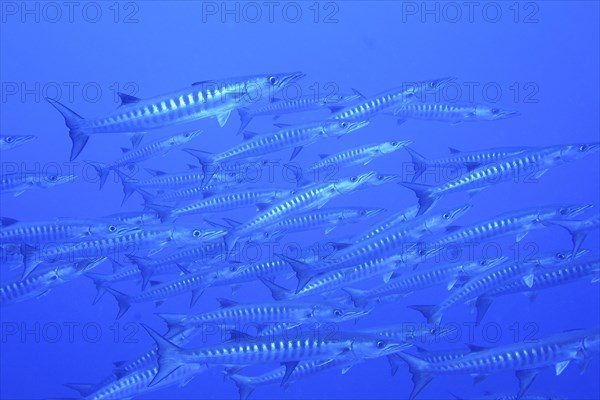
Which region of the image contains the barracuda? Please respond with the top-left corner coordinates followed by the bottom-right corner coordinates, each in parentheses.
top-left (428, 204), bottom-right (592, 249)
top-left (394, 103), bottom-right (519, 124)
top-left (87, 129), bottom-right (202, 189)
top-left (0, 172), bottom-right (75, 197)
top-left (139, 179), bottom-right (239, 206)
top-left (544, 214), bottom-right (600, 258)
top-left (474, 253), bottom-right (599, 323)
top-left (395, 328), bottom-right (600, 400)
top-left (143, 324), bottom-right (406, 387)
top-left (0, 134), bottom-right (36, 151)
top-left (105, 211), bottom-right (161, 225)
top-left (282, 205), bottom-right (470, 292)
top-left (149, 187), bottom-right (295, 222)
top-left (402, 143), bottom-right (600, 214)
top-left (309, 140), bottom-right (411, 171)
top-left (354, 205), bottom-right (419, 242)
top-left (331, 77), bottom-right (453, 121)
top-left (46, 72), bottom-right (305, 160)
top-left (236, 93), bottom-right (361, 134)
top-left (0, 217), bottom-right (134, 246)
top-left (184, 119), bottom-right (369, 185)
top-left (405, 145), bottom-right (531, 182)
top-left (344, 257), bottom-right (507, 308)
top-left (0, 258), bottom-right (105, 307)
top-left (225, 172), bottom-right (376, 249)
top-left (157, 298), bottom-right (367, 337)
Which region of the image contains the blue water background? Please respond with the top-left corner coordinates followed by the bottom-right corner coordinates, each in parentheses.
top-left (1, 1), bottom-right (599, 399)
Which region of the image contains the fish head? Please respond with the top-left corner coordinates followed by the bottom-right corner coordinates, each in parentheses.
top-left (535, 248), bottom-right (591, 266)
top-left (351, 335), bottom-right (409, 359)
top-left (378, 140), bottom-right (412, 154)
top-left (343, 207), bottom-right (386, 221)
top-left (363, 172), bottom-right (400, 187)
top-left (559, 142), bottom-right (600, 162)
top-left (170, 129), bottom-right (203, 146)
top-left (90, 222), bottom-right (140, 238)
top-left (1, 135), bottom-right (36, 149)
top-left (334, 171), bottom-right (376, 193)
top-left (424, 204), bottom-right (471, 231)
top-left (466, 256), bottom-right (510, 273)
top-left (37, 173), bottom-right (76, 188)
top-left (322, 120), bottom-right (370, 137)
top-left (473, 105), bottom-right (520, 120)
top-left (538, 204), bottom-right (593, 222)
top-left (255, 71), bottom-right (305, 93)
top-left (402, 77), bottom-right (455, 101)
top-left (310, 304), bottom-right (370, 323)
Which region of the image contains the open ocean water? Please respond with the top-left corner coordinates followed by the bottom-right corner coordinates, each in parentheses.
top-left (1, 1), bottom-right (599, 399)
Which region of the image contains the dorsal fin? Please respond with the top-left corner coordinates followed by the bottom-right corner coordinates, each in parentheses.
top-left (192, 80), bottom-right (216, 86)
top-left (318, 154), bottom-right (329, 160)
top-left (118, 92), bottom-right (142, 106)
top-left (145, 168), bottom-right (167, 176)
top-left (0, 217), bottom-right (19, 226)
top-left (274, 123), bottom-right (292, 128)
top-left (217, 298), bottom-right (239, 308)
top-left (352, 88), bottom-right (367, 99)
top-left (228, 330), bottom-right (255, 341)
top-left (448, 147), bottom-right (462, 154)
top-left (120, 147), bottom-right (131, 154)
top-left (242, 131), bottom-right (260, 140)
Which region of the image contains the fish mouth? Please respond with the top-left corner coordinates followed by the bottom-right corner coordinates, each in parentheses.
top-left (371, 174), bottom-right (400, 185)
top-left (365, 208), bottom-right (386, 217)
top-left (349, 120), bottom-right (370, 131)
top-left (497, 110), bottom-right (520, 119)
top-left (429, 76), bottom-right (455, 89)
top-left (449, 204), bottom-right (472, 219)
top-left (53, 175), bottom-right (77, 185)
top-left (280, 71), bottom-right (306, 86)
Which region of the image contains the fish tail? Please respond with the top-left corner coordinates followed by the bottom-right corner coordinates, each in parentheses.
top-left (63, 382), bottom-right (95, 397)
top-left (141, 324), bottom-right (186, 387)
top-left (181, 148), bottom-right (218, 187)
top-left (85, 161), bottom-right (110, 189)
top-left (19, 244), bottom-right (42, 280)
top-left (114, 169), bottom-right (137, 206)
top-left (84, 272), bottom-right (110, 304)
top-left (144, 203), bottom-right (174, 223)
top-left (227, 373), bottom-right (255, 400)
top-left (398, 182), bottom-right (437, 215)
top-left (543, 219), bottom-right (587, 259)
top-left (276, 254), bottom-right (315, 293)
top-left (342, 287), bottom-right (370, 308)
top-left (46, 98), bottom-right (88, 161)
top-left (104, 287), bottom-right (131, 319)
top-left (392, 352), bottom-right (433, 400)
top-left (408, 305), bottom-right (441, 325)
top-left (404, 147), bottom-right (428, 183)
top-left (236, 107), bottom-right (252, 135)
top-left (155, 313), bottom-right (187, 337)
top-left (259, 277), bottom-right (291, 301)
top-left (126, 255), bottom-right (154, 290)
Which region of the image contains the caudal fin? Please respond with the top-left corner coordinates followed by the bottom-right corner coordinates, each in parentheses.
top-left (141, 324), bottom-right (186, 387)
top-left (236, 108), bottom-right (253, 136)
top-left (182, 148), bottom-right (217, 187)
top-left (228, 373), bottom-right (255, 400)
top-left (104, 287), bottom-right (132, 319)
top-left (46, 98), bottom-right (88, 161)
top-left (259, 278), bottom-right (292, 301)
top-left (398, 182), bottom-right (438, 215)
top-left (404, 147), bottom-right (429, 183)
top-left (276, 254), bottom-right (317, 293)
top-left (85, 161), bottom-right (110, 189)
top-left (408, 305), bottom-right (441, 325)
top-left (342, 287), bottom-right (370, 308)
top-left (392, 352), bottom-right (433, 400)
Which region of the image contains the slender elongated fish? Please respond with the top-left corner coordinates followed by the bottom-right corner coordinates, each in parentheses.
top-left (137, 179), bottom-right (239, 206)
top-left (405, 146), bottom-right (531, 182)
top-left (0, 172), bottom-right (75, 197)
top-left (0, 135), bottom-right (36, 151)
top-left (0, 258), bottom-right (105, 307)
top-left (474, 253), bottom-right (599, 323)
top-left (46, 72), bottom-right (304, 160)
top-left (105, 211), bottom-right (161, 225)
top-left (282, 206), bottom-right (470, 291)
top-left (394, 328), bottom-right (599, 400)
top-left (354, 205), bottom-right (419, 242)
top-left (309, 140), bottom-right (411, 171)
top-left (225, 172), bottom-right (376, 249)
top-left (143, 324), bottom-right (405, 387)
top-left (236, 93), bottom-right (361, 134)
top-left (394, 103), bottom-right (519, 125)
top-left (344, 257), bottom-right (507, 308)
top-left (149, 187), bottom-right (295, 222)
top-left (157, 298), bottom-right (367, 337)
top-left (184, 119), bottom-right (369, 185)
top-left (401, 143), bottom-right (600, 214)
top-left (331, 77), bottom-right (453, 121)
top-left (87, 129), bottom-right (202, 189)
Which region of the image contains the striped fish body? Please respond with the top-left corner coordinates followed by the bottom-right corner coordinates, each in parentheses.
top-left (487, 257), bottom-right (600, 298)
top-left (241, 93), bottom-right (360, 118)
top-left (269, 207), bottom-right (383, 235)
top-left (146, 180), bottom-right (237, 204)
top-left (171, 188), bottom-right (291, 218)
top-left (220, 259), bottom-right (291, 285)
top-left (394, 103), bottom-right (481, 121)
top-left (310, 141), bottom-right (411, 171)
top-left (355, 206), bottom-right (420, 242)
top-left (424, 147), bottom-right (529, 169)
top-left (85, 364), bottom-right (207, 400)
top-left (1, 218), bottom-right (100, 245)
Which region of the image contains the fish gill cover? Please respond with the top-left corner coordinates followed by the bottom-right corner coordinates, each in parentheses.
top-left (0, 2), bottom-right (599, 400)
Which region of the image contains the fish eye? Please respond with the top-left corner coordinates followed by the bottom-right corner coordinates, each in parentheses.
top-left (350, 176), bottom-right (357, 182)
top-left (376, 340), bottom-right (386, 349)
top-left (360, 210), bottom-right (366, 216)
top-left (341, 122), bottom-right (348, 128)
top-left (5, 136), bottom-right (13, 143)
top-left (419, 249), bottom-right (427, 256)
top-left (479, 260), bottom-right (486, 266)
top-left (579, 145), bottom-right (588, 151)
top-left (559, 208), bottom-right (568, 215)
top-left (269, 76), bottom-right (278, 85)
top-left (108, 225), bottom-right (117, 232)
top-left (491, 108), bottom-right (500, 114)
top-left (334, 309), bottom-right (343, 317)
top-left (48, 175), bottom-right (57, 181)
top-left (557, 253), bottom-right (566, 260)
top-left (263, 232), bottom-right (270, 238)
top-left (193, 229), bottom-right (202, 237)
top-left (391, 141), bottom-right (397, 146)
top-left (443, 213), bottom-right (450, 219)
